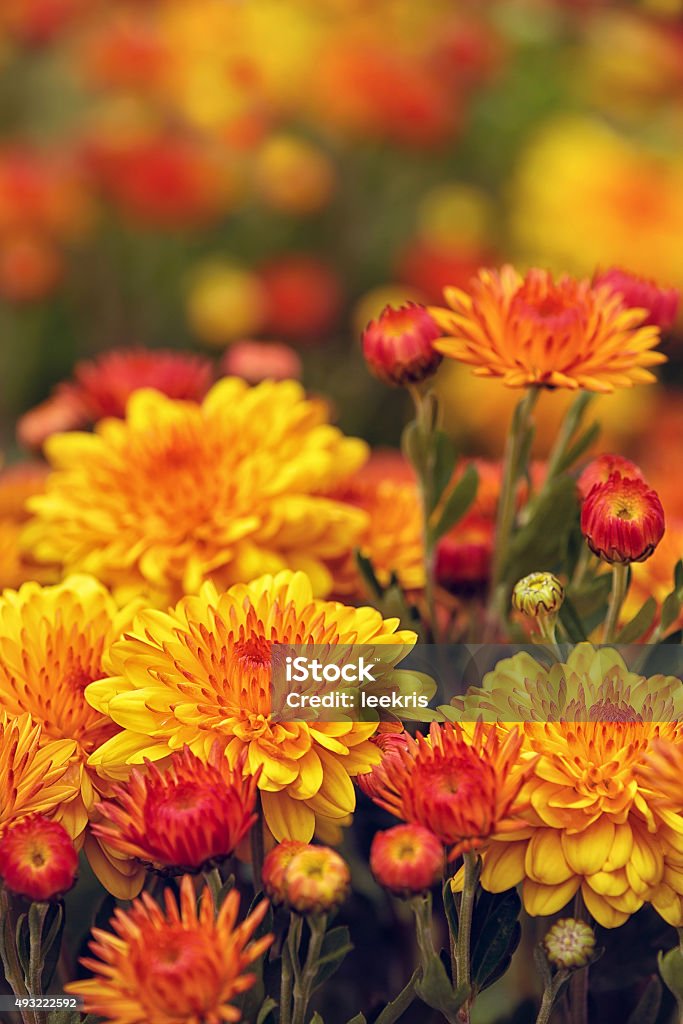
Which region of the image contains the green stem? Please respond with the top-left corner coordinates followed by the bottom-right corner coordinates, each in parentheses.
top-left (602, 562), bottom-right (629, 642)
top-left (292, 914), bottom-right (327, 1024)
top-left (537, 614), bottom-right (558, 645)
top-left (535, 971), bottom-right (569, 1024)
top-left (251, 793), bottom-right (265, 892)
top-left (280, 914), bottom-right (301, 1024)
top-left (203, 867), bottom-right (222, 910)
top-left (534, 393), bottom-right (594, 504)
top-left (490, 388), bottom-right (539, 607)
top-left (454, 852), bottom-right (479, 1023)
top-left (411, 892), bottom-right (436, 964)
top-left (407, 385), bottom-right (439, 641)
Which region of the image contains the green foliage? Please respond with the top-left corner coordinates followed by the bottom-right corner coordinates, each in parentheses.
top-left (312, 926), bottom-right (354, 991)
top-left (504, 476), bottom-right (579, 586)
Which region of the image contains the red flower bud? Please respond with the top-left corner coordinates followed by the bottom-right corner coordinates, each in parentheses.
top-left (0, 815), bottom-right (78, 901)
top-left (577, 454), bottom-right (644, 502)
top-left (581, 473), bottom-right (665, 564)
top-left (362, 303), bottom-right (442, 386)
top-left (370, 824), bottom-right (443, 896)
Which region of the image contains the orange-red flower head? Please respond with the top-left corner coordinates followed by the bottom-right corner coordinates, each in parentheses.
top-left (357, 726), bottom-right (411, 801)
top-left (0, 814), bottom-right (78, 901)
top-left (581, 473), bottom-right (665, 564)
top-left (595, 267), bottom-right (679, 331)
top-left (93, 746), bottom-right (258, 874)
top-left (67, 876), bottom-right (273, 1024)
top-left (370, 824), bottom-right (444, 897)
top-left (362, 302), bottom-right (442, 387)
top-left (431, 265), bottom-right (666, 392)
top-left (369, 721), bottom-right (527, 857)
top-left (577, 454), bottom-right (644, 502)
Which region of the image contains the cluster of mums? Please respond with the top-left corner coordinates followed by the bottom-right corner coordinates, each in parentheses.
top-left (0, 261), bottom-right (682, 1023)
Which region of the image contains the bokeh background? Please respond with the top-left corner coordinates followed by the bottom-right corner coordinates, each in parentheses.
top-left (1, 0), bottom-right (683, 465)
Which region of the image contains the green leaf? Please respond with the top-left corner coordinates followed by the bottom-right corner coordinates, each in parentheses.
top-left (255, 997), bottom-right (278, 1024)
top-left (312, 926), bottom-right (353, 991)
top-left (401, 420), bottom-right (426, 477)
top-left (556, 421), bottom-right (600, 474)
top-left (430, 464), bottom-right (479, 542)
top-left (442, 881), bottom-right (458, 940)
top-left (39, 902), bottom-right (65, 990)
top-left (355, 550), bottom-right (384, 599)
top-left (310, 1014), bottom-right (324, 1024)
top-left (470, 888), bottom-right (522, 993)
top-left (625, 976), bottom-right (662, 1024)
top-left (414, 954), bottom-right (468, 1024)
top-left (615, 598), bottom-right (657, 643)
top-left (658, 946), bottom-right (683, 1012)
top-left (431, 431), bottom-right (458, 510)
top-left (504, 476), bottom-right (579, 586)
top-left (345, 1015), bottom-right (367, 1024)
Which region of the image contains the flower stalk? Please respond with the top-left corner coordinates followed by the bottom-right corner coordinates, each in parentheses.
top-left (603, 562), bottom-right (629, 642)
top-left (291, 914), bottom-right (327, 1024)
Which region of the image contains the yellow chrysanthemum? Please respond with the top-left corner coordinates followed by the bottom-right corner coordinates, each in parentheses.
top-left (22, 379), bottom-right (369, 605)
top-left (0, 711), bottom-right (78, 827)
top-left (0, 463), bottom-right (57, 590)
top-left (430, 265), bottom-right (665, 393)
top-left (447, 645), bottom-right (683, 928)
top-left (0, 576), bottom-right (144, 897)
top-left (87, 570), bottom-right (419, 843)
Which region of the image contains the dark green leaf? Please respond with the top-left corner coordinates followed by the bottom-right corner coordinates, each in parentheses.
top-left (470, 888), bottom-right (522, 993)
top-left (504, 477), bottom-right (579, 586)
top-left (430, 464), bottom-right (479, 542)
top-left (659, 947), bottom-right (683, 1011)
top-left (616, 598), bottom-right (657, 643)
top-left (559, 595), bottom-right (588, 642)
top-left (675, 559), bottom-right (683, 593)
top-left (355, 550), bottom-right (384, 599)
top-left (345, 1014), bottom-right (367, 1024)
top-left (625, 976), bottom-right (662, 1024)
top-left (312, 926), bottom-right (353, 991)
top-left (661, 591), bottom-right (681, 635)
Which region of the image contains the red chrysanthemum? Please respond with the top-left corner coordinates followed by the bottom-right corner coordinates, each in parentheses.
top-left (369, 721), bottom-right (527, 857)
top-left (581, 472), bottom-right (665, 564)
top-left (362, 302), bottom-right (442, 386)
top-left (595, 267), bottom-right (679, 330)
top-left (370, 824), bottom-right (444, 896)
top-left (93, 746), bottom-right (258, 874)
top-left (357, 725), bottom-right (411, 801)
top-left (0, 814), bottom-right (78, 901)
top-left (18, 348), bottom-right (213, 448)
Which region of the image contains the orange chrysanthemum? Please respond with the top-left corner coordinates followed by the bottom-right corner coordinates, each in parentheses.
top-left (94, 746), bottom-right (258, 874)
top-left (23, 379), bottom-right (369, 604)
top-left (430, 265), bottom-right (665, 392)
top-left (369, 720), bottom-right (527, 857)
top-left (446, 646), bottom-right (683, 928)
top-left (0, 712), bottom-right (78, 827)
top-left (87, 571), bottom-right (419, 843)
top-left (0, 576), bottom-right (144, 897)
top-left (0, 814), bottom-right (78, 901)
top-left (67, 876), bottom-right (273, 1024)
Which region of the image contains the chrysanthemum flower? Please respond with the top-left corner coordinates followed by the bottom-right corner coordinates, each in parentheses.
top-left (18, 348), bottom-right (214, 449)
top-left (594, 267), bottom-right (679, 330)
top-left (87, 571), bottom-right (417, 842)
top-left (435, 515), bottom-right (494, 597)
top-left (543, 918), bottom-right (596, 970)
top-left (369, 720), bottom-right (527, 856)
top-left (577, 454), bottom-right (644, 501)
top-left (0, 712), bottom-right (77, 827)
top-left (581, 472), bottom-right (665, 563)
top-left (0, 576), bottom-right (144, 897)
top-left (0, 814), bottom-right (78, 901)
top-left (370, 823), bottom-right (444, 896)
top-left (430, 265), bottom-right (665, 392)
top-left (23, 379), bottom-right (369, 604)
top-left (512, 572), bottom-right (564, 618)
top-left (66, 875), bottom-right (273, 1024)
top-left (262, 841), bottom-right (307, 904)
top-left (93, 746), bottom-right (258, 874)
top-left (447, 645), bottom-right (683, 928)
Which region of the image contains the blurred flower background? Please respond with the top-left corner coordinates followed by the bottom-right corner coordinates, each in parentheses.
top-left (1, 0), bottom-right (681, 470)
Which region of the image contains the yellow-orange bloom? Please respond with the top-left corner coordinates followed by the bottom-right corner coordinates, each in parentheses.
top-left (67, 876), bottom-right (273, 1024)
top-left (0, 462), bottom-right (56, 590)
top-left (0, 576), bottom-right (144, 897)
top-left (22, 379), bottom-right (369, 605)
top-left (369, 720), bottom-right (528, 857)
top-left (431, 265), bottom-right (665, 392)
top-left (446, 645), bottom-right (683, 928)
top-left (87, 570), bottom-right (419, 843)
top-left (0, 712), bottom-right (77, 827)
